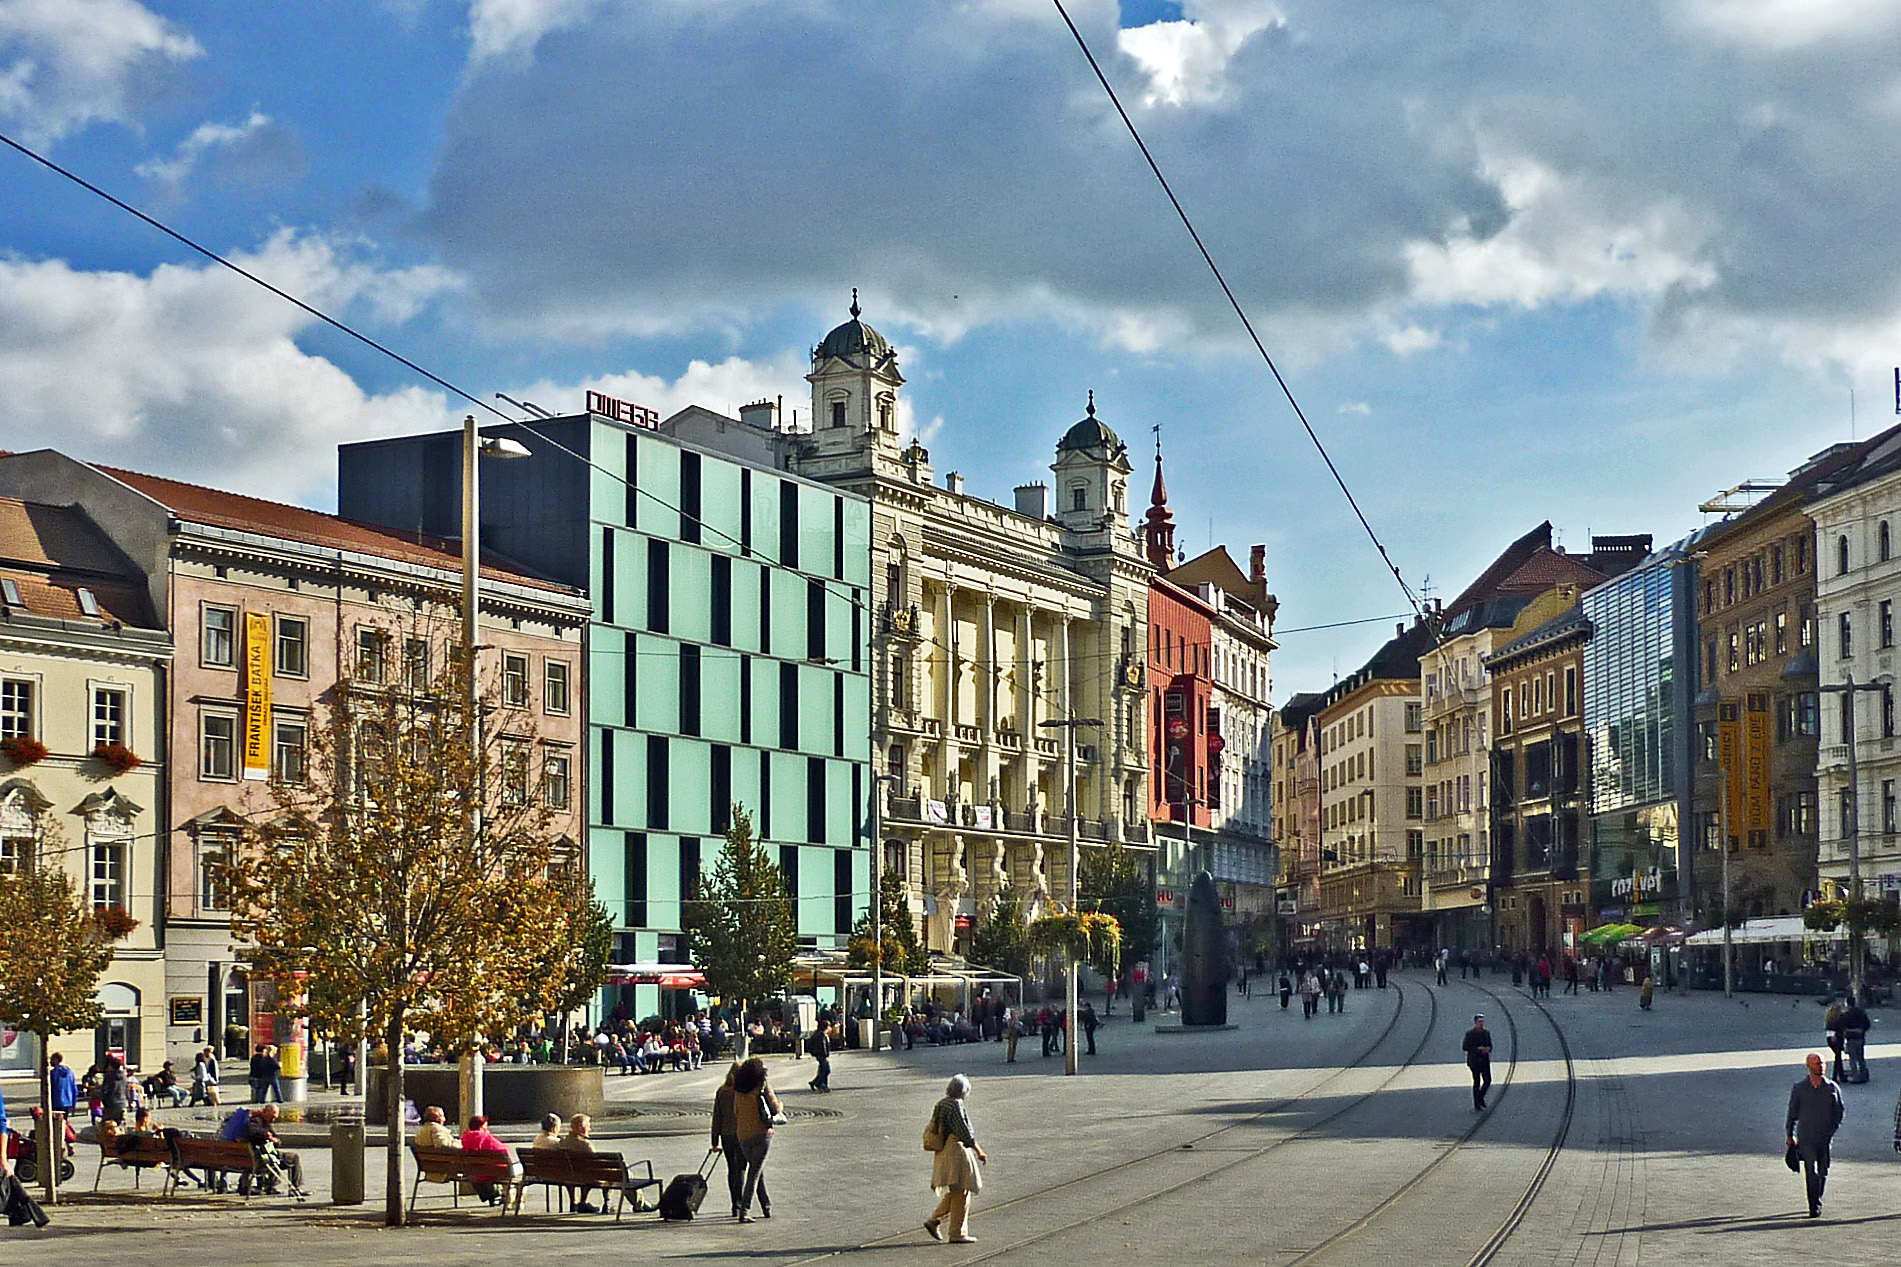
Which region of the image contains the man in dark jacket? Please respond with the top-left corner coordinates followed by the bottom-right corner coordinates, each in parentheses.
top-left (99, 1056), bottom-right (128, 1124)
top-left (1786, 1052), bottom-right (1845, 1218)
top-left (1462, 1015), bottom-right (1493, 1111)
top-left (806, 1025), bottom-right (831, 1093)
top-left (1840, 1000), bottom-right (1871, 1084)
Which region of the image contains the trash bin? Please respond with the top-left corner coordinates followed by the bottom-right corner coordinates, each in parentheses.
top-left (331, 1108), bottom-right (365, 1205)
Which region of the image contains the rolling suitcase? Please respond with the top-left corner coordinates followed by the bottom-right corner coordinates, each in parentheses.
top-left (658, 1149), bottom-right (719, 1221)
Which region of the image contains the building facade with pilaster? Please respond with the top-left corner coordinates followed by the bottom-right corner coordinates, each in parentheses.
top-left (668, 300), bottom-right (1155, 956)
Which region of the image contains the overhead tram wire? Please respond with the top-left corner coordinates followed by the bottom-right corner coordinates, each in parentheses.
top-left (1046, 1), bottom-right (1426, 625)
top-left (3, 122), bottom-right (1393, 664)
top-left (0, 126), bottom-right (887, 636)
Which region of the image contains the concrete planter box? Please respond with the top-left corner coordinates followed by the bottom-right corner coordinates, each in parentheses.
top-left (365, 1064), bottom-right (603, 1125)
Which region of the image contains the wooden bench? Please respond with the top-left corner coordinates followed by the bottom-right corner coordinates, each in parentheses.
top-left (168, 1138), bottom-right (260, 1198)
top-left (408, 1144), bottom-right (514, 1220)
top-left (512, 1149), bottom-right (656, 1220)
top-left (93, 1134), bottom-right (172, 1192)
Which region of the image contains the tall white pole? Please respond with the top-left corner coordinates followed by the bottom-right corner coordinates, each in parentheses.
top-left (1065, 716), bottom-right (1080, 1077)
top-left (1718, 764), bottom-right (1732, 997)
top-left (1845, 674), bottom-right (1865, 1008)
top-left (459, 415), bottom-right (485, 1120)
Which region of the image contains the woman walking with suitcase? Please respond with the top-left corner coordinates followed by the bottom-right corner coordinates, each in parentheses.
top-left (732, 1058), bottom-right (781, 1222)
top-left (924, 1075), bottom-right (987, 1245)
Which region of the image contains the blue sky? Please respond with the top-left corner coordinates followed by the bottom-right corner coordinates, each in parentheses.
top-left (3, 0), bottom-right (1898, 697)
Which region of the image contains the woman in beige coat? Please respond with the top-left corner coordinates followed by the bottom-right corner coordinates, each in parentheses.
top-left (925, 1074), bottom-right (987, 1244)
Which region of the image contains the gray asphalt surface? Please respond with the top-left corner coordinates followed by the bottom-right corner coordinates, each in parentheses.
top-left (18, 971), bottom-right (1901, 1265)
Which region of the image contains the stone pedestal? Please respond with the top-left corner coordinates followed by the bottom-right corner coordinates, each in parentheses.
top-left (365, 1064), bottom-right (603, 1125)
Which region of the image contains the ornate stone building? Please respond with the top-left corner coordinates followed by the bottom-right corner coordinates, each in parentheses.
top-left (669, 299), bottom-right (1154, 953)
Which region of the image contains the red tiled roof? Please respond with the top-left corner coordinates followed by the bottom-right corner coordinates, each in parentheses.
top-left (0, 496), bottom-right (155, 627)
top-left (96, 466), bottom-right (574, 594)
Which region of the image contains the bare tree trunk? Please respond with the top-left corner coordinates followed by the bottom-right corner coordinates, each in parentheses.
top-left (734, 998), bottom-right (750, 1062)
top-left (35, 1033), bottom-right (55, 1205)
top-left (384, 1019), bottom-right (406, 1227)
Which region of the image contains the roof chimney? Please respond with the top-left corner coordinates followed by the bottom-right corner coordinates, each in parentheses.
top-left (1014, 483), bottom-right (1049, 519)
top-left (1249, 544), bottom-right (1266, 584)
top-left (945, 471), bottom-right (964, 496)
top-left (738, 398), bottom-right (779, 431)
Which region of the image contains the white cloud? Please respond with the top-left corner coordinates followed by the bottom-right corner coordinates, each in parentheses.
top-left (505, 352), bottom-right (805, 427)
top-left (1117, 0), bottom-right (1282, 106)
top-left (133, 110), bottom-right (305, 198)
top-left (1404, 156), bottom-right (1716, 310)
top-left (0, 231), bottom-right (462, 503)
top-left (1336, 400), bottom-right (1371, 415)
top-left (1380, 325), bottom-right (1440, 355)
top-left (466, 0), bottom-right (609, 61)
top-left (1678, 0), bottom-right (1901, 49)
top-left (0, 0), bottom-right (200, 143)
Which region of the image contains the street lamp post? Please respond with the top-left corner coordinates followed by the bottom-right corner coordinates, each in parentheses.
top-left (1039, 714), bottom-right (1100, 1077)
top-left (1821, 671), bottom-right (1886, 1007)
top-left (1718, 764), bottom-right (1733, 998)
top-left (457, 415), bottom-right (531, 1120)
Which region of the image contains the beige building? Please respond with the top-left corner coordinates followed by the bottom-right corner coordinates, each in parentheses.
top-left (0, 452), bottom-right (589, 1080)
top-left (0, 496), bottom-right (169, 1077)
top-left (1272, 694), bottom-right (1325, 948)
top-left (1315, 621), bottom-right (1434, 950)
top-left (668, 300), bottom-right (1154, 953)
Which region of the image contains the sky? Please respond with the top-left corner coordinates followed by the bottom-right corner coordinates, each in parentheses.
top-left (4, 0), bottom-right (1901, 699)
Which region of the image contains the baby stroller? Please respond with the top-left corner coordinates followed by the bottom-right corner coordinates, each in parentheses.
top-left (5, 1116), bottom-right (77, 1185)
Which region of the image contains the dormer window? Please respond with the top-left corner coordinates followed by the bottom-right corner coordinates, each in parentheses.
top-left (0, 579), bottom-right (18, 607)
top-left (76, 587), bottom-right (101, 617)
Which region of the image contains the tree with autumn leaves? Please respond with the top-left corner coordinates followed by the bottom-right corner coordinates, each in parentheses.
top-left (225, 649), bottom-right (603, 1226)
top-left (0, 820), bottom-right (135, 1206)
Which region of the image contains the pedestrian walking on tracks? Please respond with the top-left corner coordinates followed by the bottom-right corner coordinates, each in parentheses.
top-left (1462, 1014), bottom-right (1493, 1111)
top-left (1840, 1000), bottom-right (1870, 1084)
top-left (1278, 972), bottom-right (1293, 1010)
top-left (924, 1075), bottom-right (987, 1245)
top-left (1299, 971), bottom-right (1321, 1019)
top-left (1786, 1052), bottom-right (1844, 1218)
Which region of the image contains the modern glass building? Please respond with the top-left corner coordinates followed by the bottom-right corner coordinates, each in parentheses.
top-left (338, 410), bottom-right (873, 1018)
top-left (1582, 531), bottom-right (1706, 924)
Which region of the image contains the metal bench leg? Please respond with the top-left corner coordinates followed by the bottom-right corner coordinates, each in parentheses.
top-left (407, 1172), bottom-right (423, 1223)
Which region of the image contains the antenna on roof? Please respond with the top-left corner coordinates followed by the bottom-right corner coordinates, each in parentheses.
top-left (495, 393), bottom-right (553, 420)
top-left (1893, 368), bottom-right (1900, 416)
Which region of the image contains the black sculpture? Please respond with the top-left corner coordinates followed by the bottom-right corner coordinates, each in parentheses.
top-left (1181, 870), bottom-right (1228, 1027)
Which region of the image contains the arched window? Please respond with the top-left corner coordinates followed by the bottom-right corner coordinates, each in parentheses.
top-left (1839, 534), bottom-right (1851, 576)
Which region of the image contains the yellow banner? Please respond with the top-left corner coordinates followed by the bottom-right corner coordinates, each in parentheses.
top-left (243, 611), bottom-right (272, 779)
top-left (1744, 696), bottom-right (1772, 836)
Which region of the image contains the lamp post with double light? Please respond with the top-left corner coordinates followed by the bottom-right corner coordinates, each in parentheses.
top-left (457, 415), bottom-right (531, 1120)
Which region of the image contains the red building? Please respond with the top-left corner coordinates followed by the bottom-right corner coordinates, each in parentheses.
top-left (1149, 577), bottom-right (1217, 828)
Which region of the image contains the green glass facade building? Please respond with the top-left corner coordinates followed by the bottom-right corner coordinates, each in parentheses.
top-left (339, 412), bottom-right (873, 1017)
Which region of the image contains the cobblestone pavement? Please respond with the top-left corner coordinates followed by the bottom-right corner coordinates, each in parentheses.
top-left (14, 973), bottom-right (1901, 1264)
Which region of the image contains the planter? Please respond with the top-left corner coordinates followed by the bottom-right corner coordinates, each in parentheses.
top-left (0, 735), bottom-right (47, 767)
top-left (92, 743), bottom-right (143, 773)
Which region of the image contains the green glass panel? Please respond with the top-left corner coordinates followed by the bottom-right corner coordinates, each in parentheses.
top-left (702, 647), bottom-right (742, 743)
top-left (636, 438), bottom-right (681, 538)
top-left (634, 634), bottom-right (679, 732)
top-left (671, 548), bottom-right (712, 644)
top-left (671, 739), bottom-right (711, 837)
top-left (702, 459), bottom-right (743, 555)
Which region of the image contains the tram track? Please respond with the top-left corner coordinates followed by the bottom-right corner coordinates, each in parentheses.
top-left (1284, 977), bottom-right (1579, 1266)
top-left (771, 979), bottom-right (1435, 1267)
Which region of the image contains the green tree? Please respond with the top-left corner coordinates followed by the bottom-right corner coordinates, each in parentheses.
top-left (226, 648), bottom-right (578, 1226)
top-left (1080, 843), bottom-right (1157, 981)
top-left (848, 869), bottom-right (929, 977)
top-left (967, 893), bottom-right (1032, 979)
top-left (0, 822), bottom-right (129, 1205)
top-left (683, 806), bottom-right (797, 1055)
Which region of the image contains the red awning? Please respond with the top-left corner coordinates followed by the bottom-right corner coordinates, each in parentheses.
top-left (658, 972), bottom-right (705, 989)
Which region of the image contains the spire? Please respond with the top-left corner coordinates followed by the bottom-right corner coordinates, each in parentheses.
top-left (850, 287), bottom-right (861, 319)
top-left (1086, 389), bottom-right (1096, 418)
top-left (1143, 423), bottom-right (1175, 570)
